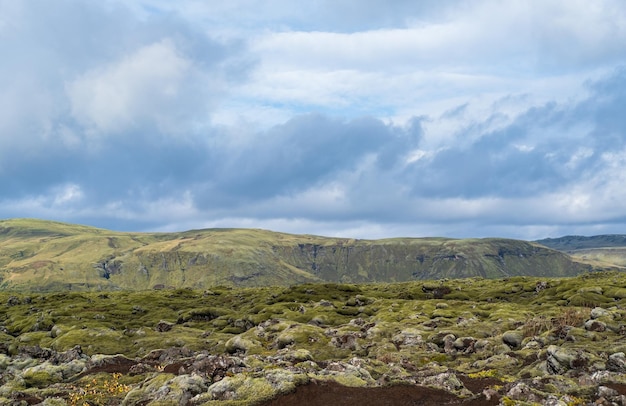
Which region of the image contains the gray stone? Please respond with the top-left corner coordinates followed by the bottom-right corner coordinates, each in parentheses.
top-left (590, 307), bottom-right (611, 319)
top-left (607, 352), bottom-right (626, 372)
top-left (543, 396), bottom-right (567, 406)
top-left (473, 339), bottom-right (491, 352)
top-left (225, 335), bottom-right (259, 354)
top-left (331, 333), bottom-right (359, 351)
top-left (523, 339), bottom-right (543, 350)
top-left (7, 296), bottom-right (20, 306)
top-left (584, 319), bottom-right (606, 332)
top-left (597, 385), bottom-right (619, 398)
top-left (547, 345), bottom-right (588, 374)
top-left (50, 325), bottom-right (63, 338)
top-left (155, 320), bottom-right (174, 332)
top-left (453, 336), bottom-right (476, 353)
top-left (421, 372), bottom-right (471, 396)
top-left (317, 300), bottom-right (334, 307)
top-left (442, 334), bottom-right (456, 354)
top-left (506, 382), bottom-right (540, 403)
top-left (502, 330), bottom-right (524, 349)
top-left (391, 328), bottom-right (423, 348)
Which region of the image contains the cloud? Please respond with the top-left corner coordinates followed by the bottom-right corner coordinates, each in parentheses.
top-left (67, 39), bottom-right (197, 135)
top-left (0, 1), bottom-right (250, 186)
top-left (210, 114), bottom-right (422, 206)
top-left (4, 66), bottom-right (626, 237)
top-left (121, 0), bottom-right (459, 34)
top-left (2, 0), bottom-right (626, 240)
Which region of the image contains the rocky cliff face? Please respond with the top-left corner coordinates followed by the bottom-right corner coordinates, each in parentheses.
top-left (271, 238), bottom-right (588, 283)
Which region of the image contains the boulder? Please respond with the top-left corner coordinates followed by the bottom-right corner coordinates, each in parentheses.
top-left (88, 354), bottom-right (137, 373)
top-left (7, 296), bottom-right (20, 306)
top-left (502, 330), bottom-right (524, 349)
top-left (590, 307), bottom-right (611, 319)
top-left (595, 385), bottom-right (626, 406)
top-left (155, 320), bottom-right (175, 332)
top-left (607, 352), bottom-right (626, 372)
top-left (597, 386), bottom-right (619, 398)
top-left (331, 333), bottom-right (360, 351)
top-left (391, 328), bottom-right (423, 348)
top-left (51, 345), bottom-right (86, 364)
top-left (22, 364), bottom-right (63, 387)
top-left (50, 325), bottom-right (63, 339)
top-left (123, 374), bottom-right (207, 405)
top-left (547, 345), bottom-right (588, 374)
top-left (421, 372), bottom-right (471, 397)
top-left (442, 334), bottom-right (456, 354)
top-left (453, 336), bottom-right (476, 353)
top-left (225, 335), bottom-right (260, 354)
top-left (505, 382), bottom-right (541, 403)
top-left (584, 319), bottom-right (606, 332)
top-left (288, 349), bottom-right (312, 362)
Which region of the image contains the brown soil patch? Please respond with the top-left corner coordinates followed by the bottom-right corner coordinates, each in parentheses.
top-left (10, 392), bottom-right (43, 405)
top-left (259, 380), bottom-right (498, 406)
top-left (75, 355), bottom-right (138, 379)
top-left (606, 383), bottom-right (626, 395)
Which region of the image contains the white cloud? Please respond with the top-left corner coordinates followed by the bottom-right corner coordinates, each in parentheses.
top-left (52, 184), bottom-right (84, 206)
top-left (66, 39), bottom-right (199, 136)
top-left (3, 0), bottom-right (626, 241)
top-left (532, 0), bottom-right (626, 67)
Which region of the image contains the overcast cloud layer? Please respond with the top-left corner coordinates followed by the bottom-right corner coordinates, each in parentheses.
top-left (2, 0), bottom-right (626, 240)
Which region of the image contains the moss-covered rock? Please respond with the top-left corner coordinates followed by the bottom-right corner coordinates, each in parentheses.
top-left (502, 330), bottom-right (524, 349)
top-left (225, 335), bottom-right (262, 355)
top-left (4, 272), bottom-right (626, 404)
top-left (22, 364), bottom-right (63, 387)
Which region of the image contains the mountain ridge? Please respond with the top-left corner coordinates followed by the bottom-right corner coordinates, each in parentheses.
top-left (536, 234), bottom-right (626, 251)
top-left (0, 218), bottom-right (592, 291)
top-left (536, 234), bottom-right (626, 269)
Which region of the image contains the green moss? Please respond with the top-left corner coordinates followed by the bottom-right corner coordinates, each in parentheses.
top-left (51, 326), bottom-right (129, 354)
top-left (316, 373), bottom-right (370, 387)
top-left (177, 307), bottom-right (230, 324)
top-left (5, 272), bottom-right (626, 404)
top-left (123, 373), bottom-right (176, 405)
top-left (22, 368), bottom-right (62, 387)
top-left (567, 292), bottom-right (613, 307)
top-left (0, 219), bottom-right (593, 292)
top-left (603, 287), bottom-right (626, 299)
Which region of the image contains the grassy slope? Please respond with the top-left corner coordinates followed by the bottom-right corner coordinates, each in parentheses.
top-left (537, 235), bottom-right (626, 270)
top-left (0, 219), bottom-right (591, 291)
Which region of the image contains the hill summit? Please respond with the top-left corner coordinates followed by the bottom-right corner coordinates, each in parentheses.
top-left (0, 218), bottom-right (590, 291)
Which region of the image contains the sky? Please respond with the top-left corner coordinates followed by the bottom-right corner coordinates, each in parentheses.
top-left (1, 0), bottom-right (626, 240)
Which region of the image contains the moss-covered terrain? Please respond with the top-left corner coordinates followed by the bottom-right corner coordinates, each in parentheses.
top-left (1, 272), bottom-right (626, 404)
top-left (0, 219), bottom-right (591, 291)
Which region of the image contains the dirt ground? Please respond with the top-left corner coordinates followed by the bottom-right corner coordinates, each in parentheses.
top-left (259, 380), bottom-right (500, 406)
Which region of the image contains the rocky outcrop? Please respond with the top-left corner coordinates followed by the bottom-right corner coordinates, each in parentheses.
top-left (2, 268), bottom-right (626, 404)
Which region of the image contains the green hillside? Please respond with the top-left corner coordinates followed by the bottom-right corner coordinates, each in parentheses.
top-left (0, 219), bottom-right (591, 291)
top-left (536, 235), bottom-right (626, 269)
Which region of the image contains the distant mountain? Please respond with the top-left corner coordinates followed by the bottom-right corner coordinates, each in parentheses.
top-left (536, 235), bottom-right (626, 269)
top-left (0, 219), bottom-right (591, 291)
top-left (536, 235), bottom-right (626, 251)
